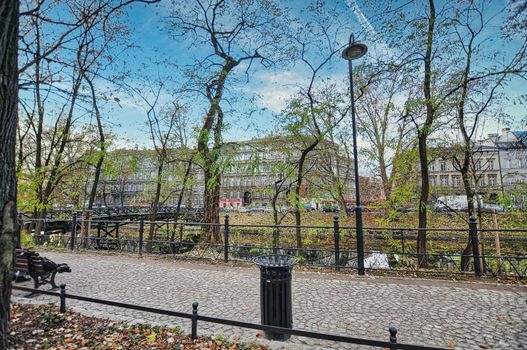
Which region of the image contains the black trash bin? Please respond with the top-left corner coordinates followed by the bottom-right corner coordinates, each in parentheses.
top-left (254, 254), bottom-right (295, 341)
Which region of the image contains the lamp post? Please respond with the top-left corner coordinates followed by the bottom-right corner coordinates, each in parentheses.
top-left (342, 34), bottom-right (367, 276)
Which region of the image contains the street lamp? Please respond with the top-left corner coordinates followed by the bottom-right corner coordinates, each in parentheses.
top-left (342, 34), bottom-right (367, 276)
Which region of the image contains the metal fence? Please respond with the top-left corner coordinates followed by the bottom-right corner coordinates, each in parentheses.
top-left (20, 215), bottom-right (527, 278)
top-left (12, 285), bottom-right (446, 350)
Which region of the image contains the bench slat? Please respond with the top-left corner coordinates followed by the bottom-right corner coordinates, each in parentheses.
top-left (15, 252), bottom-right (30, 272)
top-left (30, 257), bottom-right (45, 274)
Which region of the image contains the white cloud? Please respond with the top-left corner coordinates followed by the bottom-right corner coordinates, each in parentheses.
top-left (247, 69), bottom-right (313, 113)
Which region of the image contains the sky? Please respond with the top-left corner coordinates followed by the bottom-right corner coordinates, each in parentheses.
top-left (27, 0), bottom-right (524, 152)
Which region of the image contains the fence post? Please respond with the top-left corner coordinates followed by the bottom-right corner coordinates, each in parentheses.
top-left (70, 212), bottom-right (77, 250)
top-left (389, 326), bottom-right (397, 349)
top-left (333, 216), bottom-right (340, 271)
top-left (469, 216), bottom-right (482, 277)
top-left (224, 215), bottom-right (229, 263)
top-left (356, 206), bottom-right (365, 275)
top-left (139, 217), bottom-right (144, 258)
top-left (191, 302), bottom-right (199, 340)
top-left (81, 210), bottom-right (92, 249)
top-left (273, 225), bottom-right (280, 254)
top-left (60, 284), bottom-right (66, 313)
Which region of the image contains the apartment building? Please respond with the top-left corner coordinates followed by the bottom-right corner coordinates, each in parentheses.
top-left (429, 128), bottom-right (527, 205)
top-left (218, 137), bottom-right (354, 208)
top-left (94, 137), bottom-right (355, 209)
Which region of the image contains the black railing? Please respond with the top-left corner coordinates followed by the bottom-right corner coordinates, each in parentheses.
top-left (12, 285), bottom-right (446, 350)
top-left (20, 216), bottom-right (527, 278)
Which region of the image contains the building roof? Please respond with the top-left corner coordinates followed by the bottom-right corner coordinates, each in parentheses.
top-left (512, 131), bottom-right (527, 145)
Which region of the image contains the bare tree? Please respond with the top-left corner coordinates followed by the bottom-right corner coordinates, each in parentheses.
top-left (275, 0), bottom-right (361, 250)
top-left (312, 130), bottom-right (354, 216)
top-left (17, 0), bottom-right (160, 228)
top-left (355, 72), bottom-right (413, 200)
top-left (142, 92), bottom-right (192, 249)
top-left (370, 0), bottom-right (464, 267)
top-left (279, 82), bottom-right (351, 250)
top-left (168, 0), bottom-right (290, 242)
top-left (369, 0), bottom-right (526, 267)
top-left (443, 1), bottom-right (527, 270)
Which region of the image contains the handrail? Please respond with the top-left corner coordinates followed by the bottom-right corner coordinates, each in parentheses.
top-left (12, 285), bottom-right (447, 350)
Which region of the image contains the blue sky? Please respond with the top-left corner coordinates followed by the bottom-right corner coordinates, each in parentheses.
top-left (95, 0), bottom-right (526, 148)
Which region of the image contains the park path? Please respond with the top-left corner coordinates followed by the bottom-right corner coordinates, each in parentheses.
top-left (12, 251), bottom-right (527, 350)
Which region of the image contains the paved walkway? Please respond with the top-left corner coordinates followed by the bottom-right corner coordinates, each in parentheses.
top-left (12, 251), bottom-right (527, 350)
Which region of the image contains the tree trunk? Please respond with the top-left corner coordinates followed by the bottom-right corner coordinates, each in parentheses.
top-left (86, 76), bottom-right (105, 212)
top-left (175, 156), bottom-right (193, 216)
top-left (0, 0), bottom-right (19, 347)
top-left (147, 161), bottom-right (164, 251)
top-left (33, 208), bottom-right (47, 236)
top-left (202, 166), bottom-right (221, 242)
top-left (83, 77), bottom-right (105, 247)
top-left (416, 0), bottom-right (436, 268)
top-left (417, 133), bottom-right (429, 267)
top-left (460, 162), bottom-right (474, 271)
top-left (294, 139), bottom-right (319, 253)
top-left (197, 60), bottom-right (236, 242)
top-left (378, 150), bottom-right (391, 199)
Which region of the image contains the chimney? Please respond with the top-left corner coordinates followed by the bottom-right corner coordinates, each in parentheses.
top-left (501, 128), bottom-right (510, 133)
top-left (488, 133), bottom-right (498, 138)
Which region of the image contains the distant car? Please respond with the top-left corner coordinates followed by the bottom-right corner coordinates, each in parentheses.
top-left (248, 207), bottom-right (264, 212)
top-left (322, 205), bottom-right (340, 212)
top-left (433, 203), bottom-right (450, 212)
top-left (277, 206), bottom-right (292, 213)
top-left (303, 203), bottom-right (315, 211)
top-left (482, 204), bottom-right (504, 212)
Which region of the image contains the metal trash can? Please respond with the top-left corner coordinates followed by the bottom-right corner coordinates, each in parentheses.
top-left (254, 254), bottom-right (295, 341)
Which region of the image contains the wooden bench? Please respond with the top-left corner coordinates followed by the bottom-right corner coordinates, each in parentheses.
top-left (13, 249), bottom-right (71, 292)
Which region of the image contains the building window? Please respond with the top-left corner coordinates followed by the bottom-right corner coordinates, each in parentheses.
top-left (430, 176), bottom-right (437, 186)
top-left (488, 159), bottom-right (494, 170)
top-left (440, 161), bottom-right (446, 171)
top-left (478, 177), bottom-right (485, 187)
top-left (440, 175), bottom-right (449, 186)
top-left (452, 175), bottom-right (461, 187)
top-left (430, 163), bottom-right (435, 172)
top-left (488, 174), bottom-right (497, 186)
top-left (476, 160), bottom-right (482, 170)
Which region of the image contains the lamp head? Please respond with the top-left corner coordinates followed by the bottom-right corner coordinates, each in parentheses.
top-left (342, 42), bottom-right (368, 61)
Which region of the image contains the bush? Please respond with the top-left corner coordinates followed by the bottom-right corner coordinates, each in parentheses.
top-left (21, 231), bottom-right (36, 249)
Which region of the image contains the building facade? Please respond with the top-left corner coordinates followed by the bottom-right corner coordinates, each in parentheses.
top-left (428, 128), bottom-right (527, 205)
top-left (94, 137), bottom-right (355, 209)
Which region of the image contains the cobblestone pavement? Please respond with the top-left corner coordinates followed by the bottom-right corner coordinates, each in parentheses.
top-left (12, 252), bottom-right (527, 350)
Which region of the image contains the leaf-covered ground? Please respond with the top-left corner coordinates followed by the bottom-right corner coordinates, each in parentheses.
top-left (8, 303), bottom-right (269, 350)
